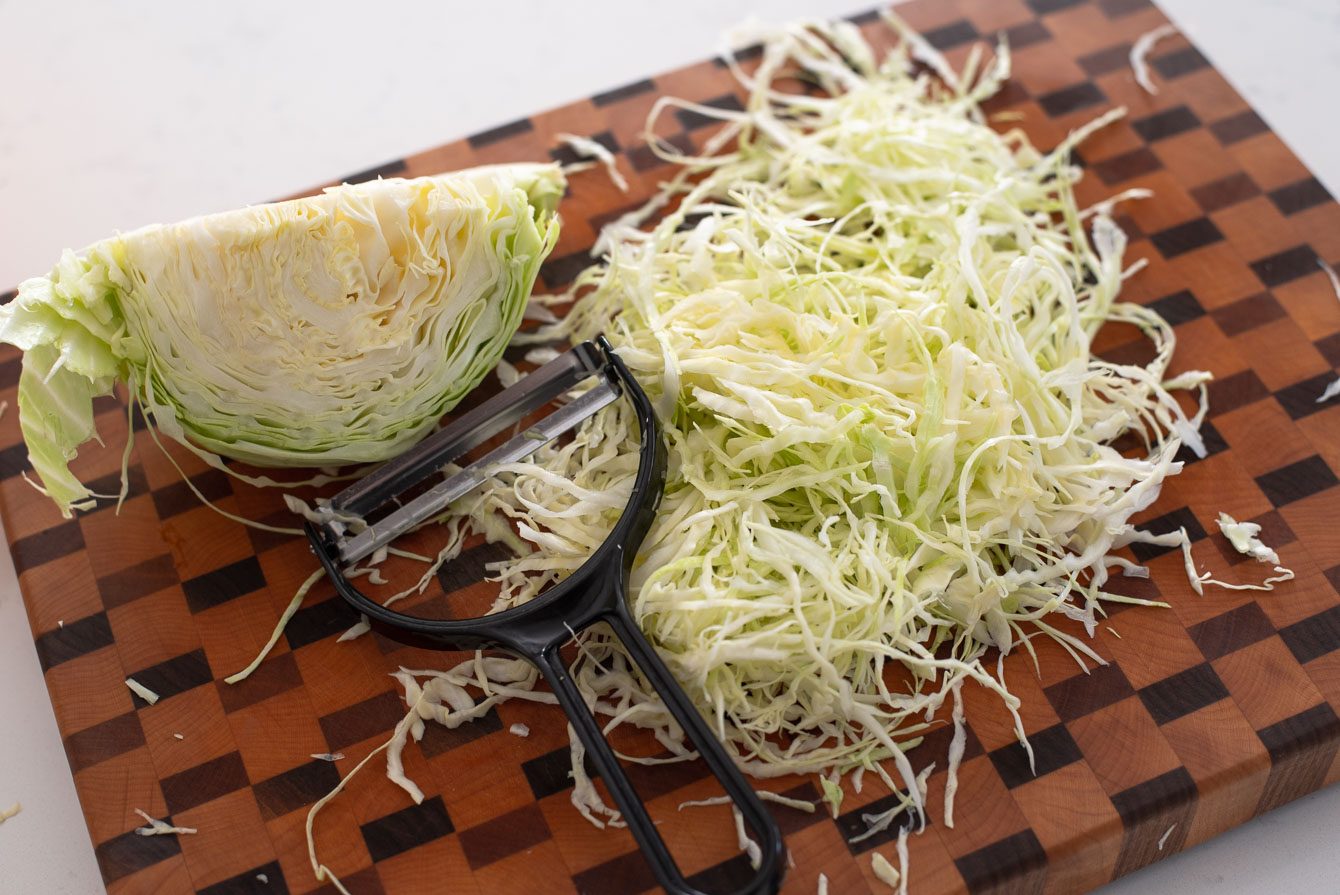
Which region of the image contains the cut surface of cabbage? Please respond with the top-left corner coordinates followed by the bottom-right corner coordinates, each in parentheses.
top-left (0, 163), bottom-right (564, 516)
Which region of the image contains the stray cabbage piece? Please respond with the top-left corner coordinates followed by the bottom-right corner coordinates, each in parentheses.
top-left (1316, 259), bottom-right (1340, 403)
top-left (1216, 513), bottom-right (1280, 565)
top-left (0, 163), bottom-right (565, 516)
top-left (305, 659), bottom-right (557, 894)
top-left (125, 677), bottom-right (160, 705)
top-left (1157, 823), bottom-right (1177, 851)
top-left (557, 133), bottom-right (629, 193)
top-left (133, 808), bottom-right (196, 836)
top-left (1130, 24), bottom-right (1178, 95)
top-left (678, 791), bottom-right (817, 813)
top-left (871, 850), bottom-right (902, 891)
top-left (1181, 519), bottom-right (1293, 592)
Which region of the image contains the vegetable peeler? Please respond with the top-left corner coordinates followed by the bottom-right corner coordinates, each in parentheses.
top-left (305, 338), bottom-right (785, 895)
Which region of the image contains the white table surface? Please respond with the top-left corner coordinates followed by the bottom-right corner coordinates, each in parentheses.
top-left (1, 2), bottom-right (1337, 893)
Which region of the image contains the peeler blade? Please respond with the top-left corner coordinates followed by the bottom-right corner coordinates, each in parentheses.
top-left (314, 342), bottom-right (620, 567)
top-left (335, 380), bottom-right (618, 565)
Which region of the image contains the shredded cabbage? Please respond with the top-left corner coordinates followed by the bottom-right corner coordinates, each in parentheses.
top-left (447, 15), bottom-right (1209, 813)
top-left (893, 827), bottom-right (910, 895)
top-left (306, 658), bottom-right (558, 894)
top-left (1130, 24), bottom-right (1178, 96)
top-left (133, 808), bottom-right (196, 836)
top-left (225, 568), bottom-right (325, 684)
top-left (1157, 822), bottom-right (1177, 851)
top-left (297, 15), bottom-right (1217, 869)
top-left (678, 791), bottom-right (817, 813)
top-left (942, 681), bottom-right (966, 828)
top-left (558, 133), bottom-right (629, 193)
top-left (0, 164), bottom-right (564, 516)
top-left (1317, 259), bottom-right (1340, 403)
top-left (871, 850), bottom-right (902, 891)
top-left (124, 677), bottom-right (161, 705)
top-left (1217, 513), bottom-right (1280, 565)
top-left (848, 762), bottom-right (930, 845)
top-left (1176, 515), bottom-right (1294, 591)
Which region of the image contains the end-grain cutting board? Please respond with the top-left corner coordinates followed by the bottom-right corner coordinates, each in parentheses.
top-left (4, 1), bottom-right (1339, 892)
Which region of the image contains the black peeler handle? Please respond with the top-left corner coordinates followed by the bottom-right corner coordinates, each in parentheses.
top-left (315, 540), bottom-right (789, 895)
top-left (527, 594), bottom-right (786, 895)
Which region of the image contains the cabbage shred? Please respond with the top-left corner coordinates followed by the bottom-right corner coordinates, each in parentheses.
top-left (451, 14), bottom-right (1210, 813)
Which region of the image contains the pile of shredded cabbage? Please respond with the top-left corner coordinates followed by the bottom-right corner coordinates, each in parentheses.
top-left (330, 14), bottom-right (1215, 842)
top-left (446, 16), bottom-right (1214, 812)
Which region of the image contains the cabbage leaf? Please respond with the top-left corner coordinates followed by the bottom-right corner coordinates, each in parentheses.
top-left (0, 163), bottom-right (564, 515)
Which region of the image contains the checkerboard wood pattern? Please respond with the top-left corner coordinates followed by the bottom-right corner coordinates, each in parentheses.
top-left (4, 1), bottom-right (1339, 892)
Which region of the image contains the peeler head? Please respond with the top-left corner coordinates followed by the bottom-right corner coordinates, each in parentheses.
top-left (304, 337), bottom-right (666, 652)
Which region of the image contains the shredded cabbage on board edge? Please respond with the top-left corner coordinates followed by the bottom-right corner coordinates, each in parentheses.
top-left (291, 13), bottom-right (1305, 888)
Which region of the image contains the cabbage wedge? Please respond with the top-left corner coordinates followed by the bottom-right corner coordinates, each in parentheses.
top-left (0, 163), bottom-right (564, 516)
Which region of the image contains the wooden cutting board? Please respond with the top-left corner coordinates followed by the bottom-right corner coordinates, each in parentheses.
top-left (5, 1), bottom-right (1339, 893)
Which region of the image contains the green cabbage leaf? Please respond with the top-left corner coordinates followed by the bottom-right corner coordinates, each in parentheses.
top-left (0, 163), bottom-right (564, 516)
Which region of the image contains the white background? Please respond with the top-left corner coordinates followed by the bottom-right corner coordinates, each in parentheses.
top-left (1, 1), bottom-right (1338, 893)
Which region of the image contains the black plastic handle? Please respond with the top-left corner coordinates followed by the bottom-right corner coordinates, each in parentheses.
top-left (531, 622), bottom-right (785, 895)
top-left (314, 538), bottom-right (787, 895)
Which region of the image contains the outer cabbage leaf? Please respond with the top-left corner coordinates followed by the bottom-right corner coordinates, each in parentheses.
top-left (0, 163), bottom-right (564, 516)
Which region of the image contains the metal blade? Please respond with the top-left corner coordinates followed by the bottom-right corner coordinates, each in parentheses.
top-left (330, 341), bottom-right (606, 516)
top-left (334, 380), bottom-right (620, 566)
